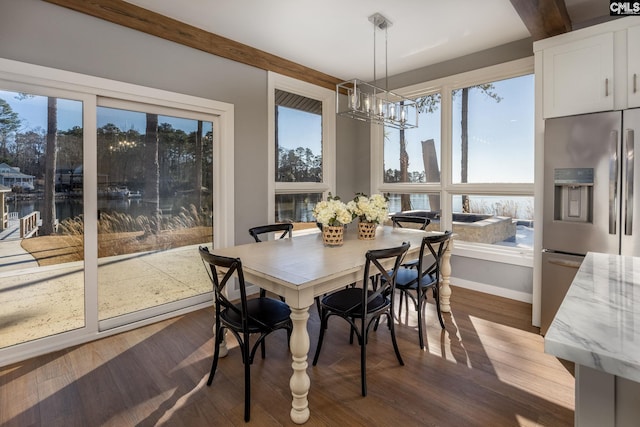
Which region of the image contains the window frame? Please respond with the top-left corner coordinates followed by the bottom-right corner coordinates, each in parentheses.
top-left (267, 72), bottom-right (336, 225)
top-left (371, 57), bottom-right (535, 265)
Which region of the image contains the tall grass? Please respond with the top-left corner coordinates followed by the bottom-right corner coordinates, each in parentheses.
top-left (57, 204), bottom-right (212, 236)
top-left (48, 204), bottom-right (213, 261)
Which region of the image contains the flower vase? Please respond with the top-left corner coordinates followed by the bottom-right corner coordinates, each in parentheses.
top-left (358, 221), bottom-right (377, 240)
top-left (322, 225), bottom-right (344, 246)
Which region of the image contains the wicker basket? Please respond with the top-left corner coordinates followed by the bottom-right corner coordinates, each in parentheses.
top-left (358, 221), bottom-right (377, 240)
top-left (322, 225), bottom-right (344, 246)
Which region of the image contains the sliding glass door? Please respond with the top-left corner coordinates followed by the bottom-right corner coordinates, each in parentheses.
top-left (96, 101), bottom-right (214, 328)
top-left (0, 60), bottom-right (233, 365)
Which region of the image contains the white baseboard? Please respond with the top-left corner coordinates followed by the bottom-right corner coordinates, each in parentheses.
top-left (451, 277), bottom-right (533, 304)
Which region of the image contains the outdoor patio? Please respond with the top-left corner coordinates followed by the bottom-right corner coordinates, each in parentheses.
top-left (0, 243), bottom-right (212, 349)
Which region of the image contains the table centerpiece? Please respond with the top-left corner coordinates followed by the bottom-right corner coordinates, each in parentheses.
top-left (312, 194), bottom-right (353, 246)
top-left (347, 193), bottom-right (389, 240)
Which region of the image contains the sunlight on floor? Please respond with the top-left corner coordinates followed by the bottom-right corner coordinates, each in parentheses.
top-left (155, 377), bottom-right (209, 425)
top-left (469, 314), bottom-right (575, 410)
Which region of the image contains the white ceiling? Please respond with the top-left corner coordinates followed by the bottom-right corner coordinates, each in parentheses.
top-left (123, 0), bottom-right (608, 82)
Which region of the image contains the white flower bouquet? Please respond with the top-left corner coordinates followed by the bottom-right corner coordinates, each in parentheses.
top-left (346, 193), bottom-right (389, 224)
top-left (312, 194), bottom-right (353, 227)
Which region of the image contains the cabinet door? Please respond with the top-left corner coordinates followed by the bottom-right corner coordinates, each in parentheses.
top-left (628, 25), bottom-right (640, 108)
top-left (543, 32), bottom-right (614, 118)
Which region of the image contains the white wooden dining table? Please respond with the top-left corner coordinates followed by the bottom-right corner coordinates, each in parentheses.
top-left (211, 225), bottom-right (454, 424)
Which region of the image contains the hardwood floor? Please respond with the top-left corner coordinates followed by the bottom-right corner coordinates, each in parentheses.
top-left (0, 286), bottom-right (574, 426)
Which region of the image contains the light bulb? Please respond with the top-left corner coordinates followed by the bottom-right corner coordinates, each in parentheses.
top-left (349, 88), bottom-right (360, 110)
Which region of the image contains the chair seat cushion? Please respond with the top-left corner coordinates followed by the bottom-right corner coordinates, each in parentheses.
top-left (321, 287), bottom-right (388, 316)
top-left (393, 268), bottom-right (437, 289)
top-left (221, 298), bottom-right (291, 332)
top-left (401, 259), bottom-right (419, 268)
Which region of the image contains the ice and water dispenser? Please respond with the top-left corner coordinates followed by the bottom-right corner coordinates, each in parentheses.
top-left (553, 168), bottom-right (593, 223)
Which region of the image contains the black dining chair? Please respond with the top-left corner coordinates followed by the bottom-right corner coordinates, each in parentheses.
top-left (384, 231), bottom-right (452, 350)
top-left (391, 214), bottom-right (431, 270)
top-left (248, 223), bottom-right (293, 243)
top-left (248, 223), bottom-right (293, 299)
top-left (199, 246), bottom-right (292, 422)
top-left (391, 214), bottom-right (431, 231)
top-left (312, 242), bottom-right (410, 397)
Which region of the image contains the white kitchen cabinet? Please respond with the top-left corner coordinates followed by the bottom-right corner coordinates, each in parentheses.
top-left (542, 32), bottom-right (614, 118)
top-left (628, 25), bottom-right (640, 108)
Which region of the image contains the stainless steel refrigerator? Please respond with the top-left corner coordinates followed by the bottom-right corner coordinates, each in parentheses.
top-left (541, 108), bottom-right (640, 335)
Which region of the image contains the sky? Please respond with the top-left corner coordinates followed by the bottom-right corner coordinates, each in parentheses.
top-left (2, 73), bottom-right (533, 184)
top-left (273, 74), bottom-right (534, 184)
top-left (277, 106), bottom-right (322, 154)
top-left (0, 90), bottom-right (207, 136)
top-left (384, 73), bottom-right (534, 183)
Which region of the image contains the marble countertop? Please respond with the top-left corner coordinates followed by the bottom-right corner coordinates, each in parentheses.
top-left (545, 252), bottom-right (640, 383)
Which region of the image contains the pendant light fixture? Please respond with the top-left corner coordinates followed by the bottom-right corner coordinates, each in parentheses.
top-left (336, 13), bottom-right (418, 130)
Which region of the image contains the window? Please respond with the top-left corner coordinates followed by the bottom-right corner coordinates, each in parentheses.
top-left (384, 94), bottom-right (441, 184)
top-left (0, 88), bottom-right (85, 348)
top-left (375, 58), bottom-right (534, 260)
top-left (451, 75), bottom-right (534, 184)
top-left (268, 73), bottom-right (335, 231)
top-left (275, 90), bottom-right (322, 183)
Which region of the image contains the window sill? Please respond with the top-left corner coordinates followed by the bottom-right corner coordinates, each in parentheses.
top-left (452, 241), bottom-right (533, 268)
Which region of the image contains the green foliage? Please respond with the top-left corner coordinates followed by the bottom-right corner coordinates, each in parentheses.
top-left (0, 98), bottom-right (21, 159)
top-left (276, 146), bottom-right (322, 182)
top-left (452, 83), bottom-right (502, 103)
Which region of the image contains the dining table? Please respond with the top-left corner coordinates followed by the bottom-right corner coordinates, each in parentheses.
top-left (211, 225), bottom-right (454, 424)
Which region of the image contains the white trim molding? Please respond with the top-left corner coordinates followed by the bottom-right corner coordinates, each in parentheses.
top-left (267, 71), bottom-right (336, 223)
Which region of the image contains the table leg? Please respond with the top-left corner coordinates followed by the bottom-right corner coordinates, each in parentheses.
top-left (213, 326), bottom-right (228, 358)
top-left (440, 237), bottom-right (453, 313)
top-left (289, 306), bottom-right (311, 424)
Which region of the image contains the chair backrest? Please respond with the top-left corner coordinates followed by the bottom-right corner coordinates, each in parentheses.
top-left (355, 242), bottom-right (411, 313)
top-left (415, 231), bottom-right (453, 283)
top-left (248, 223), bottom-right (293, 242)
top-left (391, 215), bottom-right (431, 230)
top-left (199, 246), bottom-right (251, 327)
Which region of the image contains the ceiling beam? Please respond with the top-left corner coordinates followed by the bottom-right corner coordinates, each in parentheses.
top-left (42, 0), bottom-right (343, 91)
top-left (510, 0), bottom-right (572, 41)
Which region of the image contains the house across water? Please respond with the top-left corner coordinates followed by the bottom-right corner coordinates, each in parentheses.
top-left (0, 163), bottom-right (35, 191)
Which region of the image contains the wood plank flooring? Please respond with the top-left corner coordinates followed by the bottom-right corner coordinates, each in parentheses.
top-left (0, 286), bottom-right (574, 426)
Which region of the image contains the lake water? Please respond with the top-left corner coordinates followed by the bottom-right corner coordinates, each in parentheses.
top-left (8, 197), bottom-right (170, 221)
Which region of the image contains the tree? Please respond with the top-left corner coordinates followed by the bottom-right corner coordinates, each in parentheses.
top-left (396, 94), bottom-right (441, 211)
top-left (143, 113), bottom-right (161, 234)
top-left (14, 129), bottom-right (45, 175)
top-left (454, 84), bottom-right (501, 212)
top-left (195, 120), bottom-right (203, 209)
top-left (0, 98), bottom-right (20, 162)
top-left (276, 146), bottom-right (321, 182)
top-left (40, 97), bottom-right (58, 235)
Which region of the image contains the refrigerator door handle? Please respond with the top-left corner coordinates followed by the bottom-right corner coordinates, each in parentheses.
top-left (625, 129), bottom-right (635, 236)
top-left (547, 257), bottom-right (582, 269)
top-left (610, 130), bottom-right (619, 235)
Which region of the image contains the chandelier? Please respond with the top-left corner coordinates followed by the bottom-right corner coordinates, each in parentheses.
top-left (336, 13), bottom-right (418, 130)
